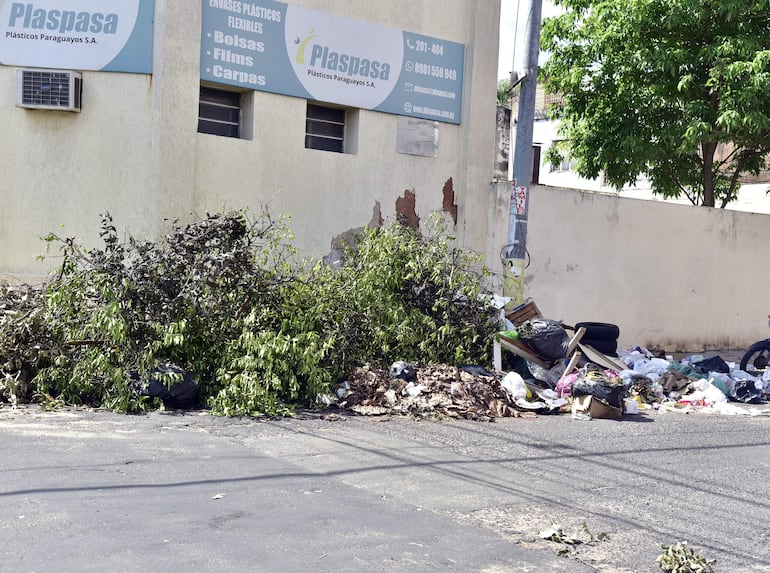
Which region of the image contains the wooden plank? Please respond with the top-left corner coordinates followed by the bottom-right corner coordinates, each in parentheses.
top-left (493, 337), bottom-right (502, 372)
top-left (577, 342), bottom-right (627, 372)
top-left (563, 351), bottom-right (582, 378)
top-left (498, 335), bottom-right (551, 368)
top-left (566, 326), bottom-right (586, 357)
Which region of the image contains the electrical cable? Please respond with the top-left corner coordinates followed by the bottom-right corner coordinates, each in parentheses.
top-left (499, 244), bottom-right (531, 269)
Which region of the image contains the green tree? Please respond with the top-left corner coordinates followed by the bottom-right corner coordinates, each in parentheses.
top-left (541, 0), bottom-right (770, 207)
top-left (497, 78), bottom-right (511, 108)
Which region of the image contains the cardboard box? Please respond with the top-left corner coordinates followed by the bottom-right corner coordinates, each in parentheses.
top-left (571, 394), bottom-right (622, 420)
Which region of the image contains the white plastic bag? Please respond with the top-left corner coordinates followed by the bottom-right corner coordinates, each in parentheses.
top-left (501, 371), bottom-right (529, 401)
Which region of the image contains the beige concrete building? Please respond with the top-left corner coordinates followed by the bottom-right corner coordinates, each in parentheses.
top-left (0, 0), bottom-right (505, 282)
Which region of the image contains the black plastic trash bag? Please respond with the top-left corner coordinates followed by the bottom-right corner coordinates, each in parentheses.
top-left (692, 356), bottom-right (730, 375)
top-left (729, 379), bottom-right (764, 404)
top-left (572, 369), bottom-right (628, 409)
top-left (131, 365), bottom-right (199, 409)
top-left (460, 364), bottom-right (497, 378)
top-left (389, 361), bottom-right (417, 382)
top-left (517, 318), bottom-right (570, 361)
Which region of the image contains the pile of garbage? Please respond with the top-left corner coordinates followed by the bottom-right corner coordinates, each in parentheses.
top-left (612, 347), bottom-right (770, 416)
top-left (326, 347), bottom-right (770, 420)
top-left (324, 362), bottom-right (560, 421)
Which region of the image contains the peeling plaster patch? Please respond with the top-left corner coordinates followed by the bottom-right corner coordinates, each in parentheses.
top-left (442, 178), bottom-right (458, 225)
top-left (396, 189), bottom-right (420, 229)
top-left (324, 201), bottom-right (384, 269)
top-left (370, 200), bottom-right (384, 228)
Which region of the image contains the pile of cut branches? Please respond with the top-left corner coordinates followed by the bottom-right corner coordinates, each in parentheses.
top-left (1, 210), bottom-right (498, 416)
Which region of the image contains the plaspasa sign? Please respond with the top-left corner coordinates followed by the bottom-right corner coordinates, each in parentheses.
top-left (201, 1), bottom-right (464, 124)
top-left (0, 0), bottom-right (154, 73)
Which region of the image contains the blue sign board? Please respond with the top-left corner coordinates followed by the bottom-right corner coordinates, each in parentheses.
top-left (0, 0), bottom-right (154, 73)
top-left (201, 0), bottom-right (464, 124)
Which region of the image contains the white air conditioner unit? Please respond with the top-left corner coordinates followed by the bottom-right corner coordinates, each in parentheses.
top-left (15, 68), bottom-right (82, 112)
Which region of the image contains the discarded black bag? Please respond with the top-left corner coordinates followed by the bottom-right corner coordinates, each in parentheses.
top-left (389, 361), bottom-right (417, 382)
top-left (729, 379), bottom-right (764, 404)
top-left (572, 370), bottom-right (628, 409)
top-left (132, 365), bottom-right (199, 409)
top-left (692, 356), bottom-right (730, 375)
top-left (517, 319), bottom-right (569, 361)
top-left (460, 365), bottom-right (497, 378)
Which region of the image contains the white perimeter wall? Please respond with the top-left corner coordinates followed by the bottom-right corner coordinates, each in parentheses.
top-left (525, 185), bottom-right (770, 351)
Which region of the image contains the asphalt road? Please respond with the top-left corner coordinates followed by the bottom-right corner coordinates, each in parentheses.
top-left (2, 403), bottom-right (769, 572)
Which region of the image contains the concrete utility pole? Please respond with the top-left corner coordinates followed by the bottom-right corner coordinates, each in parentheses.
top-left (503, 0), bottom-right (542, 305)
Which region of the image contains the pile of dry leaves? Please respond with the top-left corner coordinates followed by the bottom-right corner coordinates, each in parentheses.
top-left (336, 364), bottom-right (537, 421)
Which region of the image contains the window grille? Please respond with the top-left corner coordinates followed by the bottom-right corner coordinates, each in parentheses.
top-left (305, 103), bottom-right (345, 153)
top-left (198, 86), bottom-right (241, 138)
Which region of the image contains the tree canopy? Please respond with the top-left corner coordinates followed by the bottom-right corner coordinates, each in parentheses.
top-left (497, 78), bottom-right (511, 108)
top-left (541, 0), bottom-right (770, 207)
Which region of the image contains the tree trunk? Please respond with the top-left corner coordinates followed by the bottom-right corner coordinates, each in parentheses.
top-left (701, 141), bottom-right (718, 207)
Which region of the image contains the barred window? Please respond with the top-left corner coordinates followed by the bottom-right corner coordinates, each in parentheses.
top-left (305, 103), bottom-right (346, 153)
top-left (198, 86), bottom-right (241, 139)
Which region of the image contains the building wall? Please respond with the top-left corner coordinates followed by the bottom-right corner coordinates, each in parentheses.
top-left (0, 0), bottom-right (502, 281)
top-left (0, 69), bottom-right (156, 276)
top-left (526, 184), bottom-right (770, 351)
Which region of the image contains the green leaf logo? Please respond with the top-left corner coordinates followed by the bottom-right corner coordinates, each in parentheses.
top-left (295, 29), bottom-right (318, 64)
